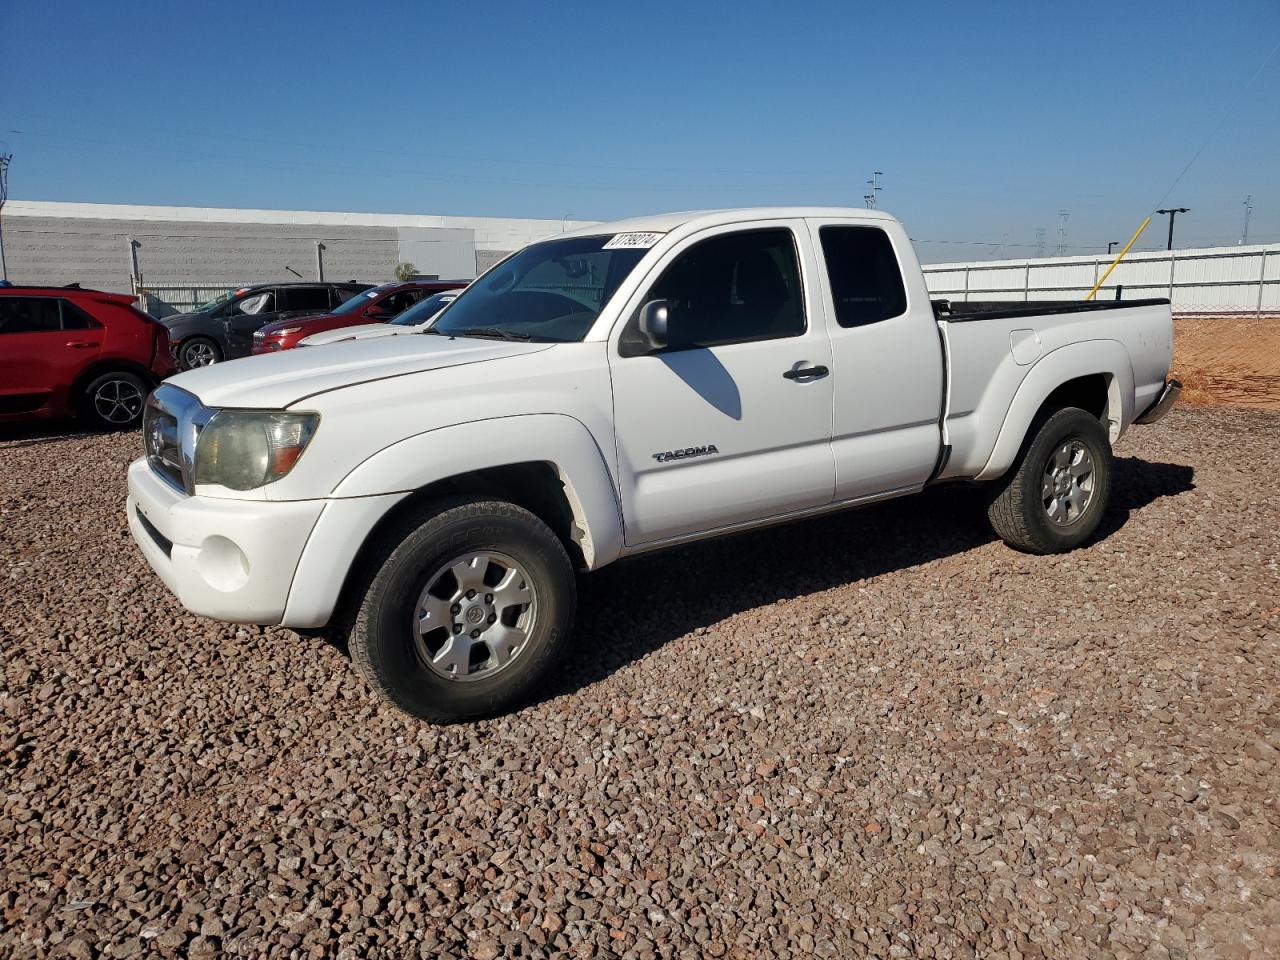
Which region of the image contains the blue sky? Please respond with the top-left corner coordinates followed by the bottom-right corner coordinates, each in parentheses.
top-left (3, 0), bottom-right (1278, 259)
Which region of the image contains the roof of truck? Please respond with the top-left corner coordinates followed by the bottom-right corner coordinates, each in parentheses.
top-left (557, 206), bottom-right (898, 240)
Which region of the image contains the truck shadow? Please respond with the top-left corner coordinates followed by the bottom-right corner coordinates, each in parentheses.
top-left (539, 456), bottom-right (1195, 704)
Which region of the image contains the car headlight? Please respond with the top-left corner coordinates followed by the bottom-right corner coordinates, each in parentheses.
top-left (192, 410), bottom-right (319, 490)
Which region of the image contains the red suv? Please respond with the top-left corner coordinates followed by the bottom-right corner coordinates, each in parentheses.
top-left (0, 285), bottom-right (175, 429)
top-left (251, 280), bottom-right (467, 354)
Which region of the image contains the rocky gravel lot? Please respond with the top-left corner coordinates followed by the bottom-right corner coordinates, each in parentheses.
top-left (2, 405), bottom-right (1278, 960)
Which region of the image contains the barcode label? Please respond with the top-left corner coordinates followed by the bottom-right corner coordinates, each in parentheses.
top-left (602, 232), bottom-right (664, 250)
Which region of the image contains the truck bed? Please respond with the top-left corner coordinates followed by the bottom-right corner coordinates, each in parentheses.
top-left (934, 298), bottom-right (1175, 483)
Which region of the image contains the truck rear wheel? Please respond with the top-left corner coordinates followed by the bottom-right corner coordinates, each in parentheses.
top-left (349, 498), bottom-right (576, 722)
top-left (986, 406), bottom-right (1112, 554)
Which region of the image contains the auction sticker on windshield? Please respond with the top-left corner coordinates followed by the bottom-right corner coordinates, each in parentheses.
top-left (603, 233), bottom-right (664, 249)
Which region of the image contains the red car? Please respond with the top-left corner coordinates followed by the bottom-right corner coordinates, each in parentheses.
top-left (251, 280), bottom-right (468, 354)
top-left (0, 284), bottom-right (175, 429)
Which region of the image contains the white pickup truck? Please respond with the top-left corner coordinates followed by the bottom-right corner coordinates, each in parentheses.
top-left (128, 207), bottom-right (1180, 721)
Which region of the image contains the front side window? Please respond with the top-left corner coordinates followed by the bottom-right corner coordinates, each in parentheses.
top-left (377, 290), bottom-right (419, 316)
top-left (430, 236), bottom-right (648, 342)
top-left (634, 228), bottom-right (806, 352)
top-left (231, 291), bottom-right (275, 316)
top-left (819, 226), bottom-right (907, 327)
top-left (0, 297), bottom-right (62, 334)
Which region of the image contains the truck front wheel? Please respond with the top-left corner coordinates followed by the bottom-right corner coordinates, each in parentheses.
top-left (349, 498), bottom-right (576, 722)
top-left (986, 406), bottom-right (1112, 554)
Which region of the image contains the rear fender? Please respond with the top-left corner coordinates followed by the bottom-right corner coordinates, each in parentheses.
top-left (976, 340), bottom-right (1132, 481)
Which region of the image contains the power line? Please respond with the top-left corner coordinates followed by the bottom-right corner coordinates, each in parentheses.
top-left (1152, 36), bottom-right (1280, 210)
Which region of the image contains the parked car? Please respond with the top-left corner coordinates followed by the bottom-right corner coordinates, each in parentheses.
top-left (128, 207), bottom-right (1180, 722)
top-left (252, 280), bottom-right (468, 354)
top-left (0, 284), bottom-right (175, 429)
top-left (163, 282), bottom-right (372, 369)
top-left (298, 289), bottom-right (464, 348)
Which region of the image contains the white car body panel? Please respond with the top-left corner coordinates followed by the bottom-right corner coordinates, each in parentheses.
top-left (125, 207), bottom-right (1176, 629)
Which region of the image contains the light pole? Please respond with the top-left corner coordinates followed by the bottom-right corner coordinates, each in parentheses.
top-left (0, 151), bottom-right (11, 282)
top-left (1155, 208), bottom-right (1189, 251)
top-left (1107, 241), bottom-right (1119, 254)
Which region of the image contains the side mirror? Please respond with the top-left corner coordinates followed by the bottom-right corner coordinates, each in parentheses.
top-left (638, 299), bottom-right (670, 351)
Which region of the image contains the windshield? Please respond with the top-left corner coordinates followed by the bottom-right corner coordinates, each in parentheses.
top-left (195, 291), bottom-right (234, 312)
top-left (431, 236), bottom-right (649, 342)
top-left (392, 291), bottom-right (458, 326)
top-left (332, 285), bottom-right (389, 315)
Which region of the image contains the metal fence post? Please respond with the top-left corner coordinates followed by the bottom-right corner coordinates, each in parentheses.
top-left (1259, 250), bottom-right (1269, 318)
top-left (315, 241), bottom-right (326, 282)
top-left (1024, 262), bottom-right (1030, 301)
top-left (962, 266), bottom-right (970, 302)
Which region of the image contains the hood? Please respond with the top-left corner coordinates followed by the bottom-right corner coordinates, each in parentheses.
top-left (160, 311), bottom-right (199, 326)
top-left (259, 312), bottom-right (335, 336)
top-left (168, 334), bottom-right (552, 408)
top-left (301, 322), bottom-right (413, 346)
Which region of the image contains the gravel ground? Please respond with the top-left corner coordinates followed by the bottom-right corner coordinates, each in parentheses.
top-left (2, 405), bottom-right (1278, 960)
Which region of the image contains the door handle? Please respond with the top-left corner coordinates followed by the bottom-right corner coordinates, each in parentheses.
top-left (66, 341), bottom-right (100, 349)
top-left (782, 364), bottom-right (829, 382)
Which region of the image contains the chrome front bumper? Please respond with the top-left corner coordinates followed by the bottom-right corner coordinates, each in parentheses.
top-left (1135, 378), bottom-right (1182, 425)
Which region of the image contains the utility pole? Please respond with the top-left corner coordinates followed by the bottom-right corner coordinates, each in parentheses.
top-left (1155, 207), bottom-right (1189, 250)
top-left (1240, 196), bottom-right (1252, 245)
top-left (1034, 228), bottom-right (1046, 258)
top-left (0, 151), bottom-right (11, 282)
top-left (127, 238), bottom-right (143, 308)
top-left (863, 171), bottom-right (882, 209)
top-left (315, 241), bottom-right (326, 281)
top-left (1054, 210), bottom-right (1070, 256)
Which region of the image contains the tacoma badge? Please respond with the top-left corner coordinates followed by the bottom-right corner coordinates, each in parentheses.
top-left (653, 445), bottom-right (719, 464)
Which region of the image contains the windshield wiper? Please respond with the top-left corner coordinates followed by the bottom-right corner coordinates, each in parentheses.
top-left (455, 327), bottom-right (532, 342)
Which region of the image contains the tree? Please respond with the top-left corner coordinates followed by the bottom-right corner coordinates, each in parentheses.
top-left (394, 261), bottom-right (417, 281)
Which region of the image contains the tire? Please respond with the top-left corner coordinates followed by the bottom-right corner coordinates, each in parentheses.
top-left (179, 337), bottom-right (221, 369)
top-left (80, 371), bottom-right (149, 430)
top-left (349, 498), bottom-right (576, 722)
top-left (986, 406), bottom-right (1112, 554)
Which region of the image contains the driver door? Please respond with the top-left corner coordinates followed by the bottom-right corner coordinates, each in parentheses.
top-left (608, 222), bottom-right (836, 545)
top-left (222, 288), bottom-right (279, 357)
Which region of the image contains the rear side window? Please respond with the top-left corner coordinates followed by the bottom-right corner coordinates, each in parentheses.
top-left (0, 297), bottom-right (63, 334)
top-left (279, 287), bottom-right (331, 312)
top-left (60, 299), bottom-right (101, 330)
top-left (818, 226), bottom-right (907, 327)
top-left (643, 228), bottom-right (806, 351)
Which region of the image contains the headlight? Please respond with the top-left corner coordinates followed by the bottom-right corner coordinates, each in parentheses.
top-left (192, 410), bottom-right (319, 490)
